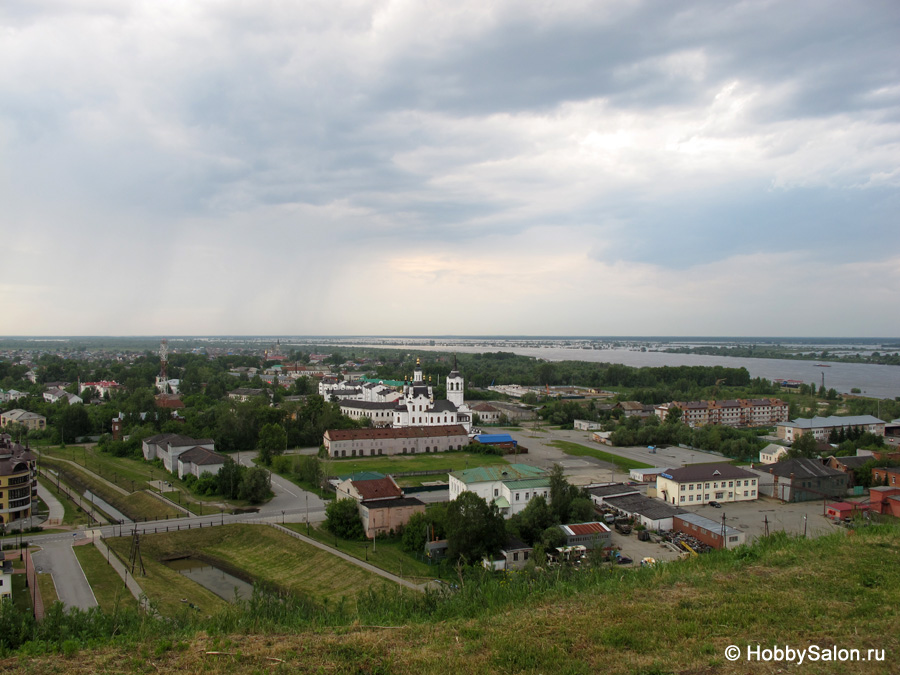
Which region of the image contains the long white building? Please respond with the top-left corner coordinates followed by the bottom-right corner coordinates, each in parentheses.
top-left (323, 425), bottom-right (469, 458)
top-left (776, 415), bottom-right (885, 442)
top-left (448, 464), bottom-right (551, 519)
top-left (657, 463), bottom-right (759, 506)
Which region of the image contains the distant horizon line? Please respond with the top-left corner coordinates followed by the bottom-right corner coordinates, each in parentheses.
top-left (1, 335), bottom-right (898, 341)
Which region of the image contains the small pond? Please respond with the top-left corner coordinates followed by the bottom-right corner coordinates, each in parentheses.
top-left (163, 558), bottom-right (254, 602)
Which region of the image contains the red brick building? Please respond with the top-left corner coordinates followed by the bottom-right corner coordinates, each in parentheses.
top-left (871, 467), bottom-right (900, 488)
top-left (869, 486), bottom-right (900, 517)
top-left (673, 513), bottom-right (746, 550)
top-left (825, 502), bottom-right (869, 520)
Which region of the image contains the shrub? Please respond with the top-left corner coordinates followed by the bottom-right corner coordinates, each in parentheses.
top-left (325, 499), bottom-right (365, 540)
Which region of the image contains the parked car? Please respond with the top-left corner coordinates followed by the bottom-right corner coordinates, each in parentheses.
top-left (616, 556), bottom-right (633, 565)
top-left (709, 501), bottom-right (722, 508)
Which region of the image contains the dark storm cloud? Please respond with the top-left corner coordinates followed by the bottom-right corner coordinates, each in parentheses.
top-left (1, 0), bottom-right (898, 334)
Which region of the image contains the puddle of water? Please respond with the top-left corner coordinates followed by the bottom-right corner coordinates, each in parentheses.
top-left (163, 558), bottom-right (253, 602)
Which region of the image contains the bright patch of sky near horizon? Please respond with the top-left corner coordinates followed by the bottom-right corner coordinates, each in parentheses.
top-left (1, 0), bottom-right (898, 337)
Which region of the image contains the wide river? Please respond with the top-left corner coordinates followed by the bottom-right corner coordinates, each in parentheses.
top-left (342, 343), bottom-right (900, 399)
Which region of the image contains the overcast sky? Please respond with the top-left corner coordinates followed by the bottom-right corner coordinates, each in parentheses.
top-left (2, 1), bottom-right (898, 337)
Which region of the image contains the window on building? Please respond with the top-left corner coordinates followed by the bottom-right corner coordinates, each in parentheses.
top-left (494, 489), bottom-right (499, 497)
top-left (680, 485), bottom-right (685, 491)
top-left (689, 495), bottom-right (694, 501)
top-left (680, 496), bottom-right (685, 502)
top-left (516, 493), bottom-right (520, 501)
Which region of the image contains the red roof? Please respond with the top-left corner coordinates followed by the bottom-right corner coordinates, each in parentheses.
top-left (326, 425), bottom-right (467, 441)
top-left (353, 477), bottom-right (402, 501)
top-left (827, 502), bottom-right (869, 512)
top-left (566, 522), bottom-right (611, 536)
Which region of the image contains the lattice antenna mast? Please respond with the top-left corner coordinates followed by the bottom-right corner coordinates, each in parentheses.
top-left (128, 527), bottom-right (146, 576)
top-left (159, 339), bottom-right (168, 381)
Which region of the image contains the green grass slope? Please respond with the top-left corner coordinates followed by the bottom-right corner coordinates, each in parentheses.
top-left (2, 524), bottom-right (899, 674)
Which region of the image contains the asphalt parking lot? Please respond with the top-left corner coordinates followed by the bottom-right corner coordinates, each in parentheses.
top-left (608, 530), bottom-right (684, 565)
top-left (503, 426), bottom-right (732, 483)
top-left (675, 495), bottom-right (845, 540)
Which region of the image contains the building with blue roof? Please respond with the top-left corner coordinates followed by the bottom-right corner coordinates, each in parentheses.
top-left (474, 433), bottom-right (517, 447)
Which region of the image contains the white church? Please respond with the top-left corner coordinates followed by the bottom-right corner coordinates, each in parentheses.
top-left (392, 358), bottom-right (473, 432)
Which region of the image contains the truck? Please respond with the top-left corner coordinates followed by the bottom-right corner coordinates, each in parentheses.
top-left (614, 517), bottom-right (632, 535)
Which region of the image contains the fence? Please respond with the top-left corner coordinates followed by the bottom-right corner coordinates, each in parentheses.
top-left (37, 468), bottom-right (109, 525)
top-left (92, 536), bottom-right (152, 614)
top-left (23, 547), bottom-right (44, 621)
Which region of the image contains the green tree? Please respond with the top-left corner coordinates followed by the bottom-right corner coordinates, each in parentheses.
top-left (548, 464), bottom-right (581, 523)
top-left (401, 511), bottom-right (432, 553)
top-left (568, 497), bottom-right (594, 523)
top-left (507, 495), bottom-right (556, 546)
top-left (238, 466), bottom-right (272, 503)
top-left (325, 498), bottom-right (365, 540)
top-left (445, 491), bottom-right (506, 563)
top-left (786, 433), bottom-right (820, 459)
top-left (217, 459), bottom-right (245, 500)
top-left (55, 403), bottom-right (91, 443)
top-left (540, 524), bottom-right (566, 549)
top-left (664, 405), bottom-right (683, 424)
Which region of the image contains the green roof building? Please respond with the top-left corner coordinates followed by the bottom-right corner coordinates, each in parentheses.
top-left (448, 463), bottom-right (550, 518)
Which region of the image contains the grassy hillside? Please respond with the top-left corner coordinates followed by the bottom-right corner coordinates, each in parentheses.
top-left (2, 524), bottom-right (899, 674)
top-left (104, 524), bottom-right (394, 617)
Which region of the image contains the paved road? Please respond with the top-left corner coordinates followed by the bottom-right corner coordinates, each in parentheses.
top-left (31, 540), bottom-right (98, 611)
top-left (236, 450), bottom-right (328, 522)
top-left (36, 483), bottom-right (65, 526)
